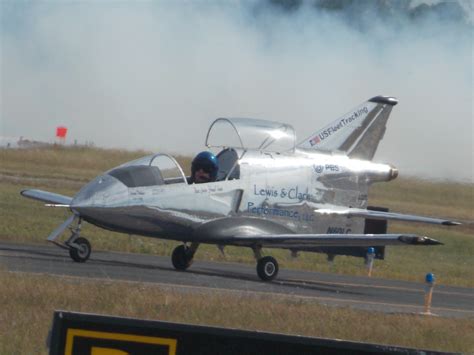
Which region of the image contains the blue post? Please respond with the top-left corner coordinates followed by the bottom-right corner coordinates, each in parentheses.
top-left (424, 273), bottom-right (436, 315)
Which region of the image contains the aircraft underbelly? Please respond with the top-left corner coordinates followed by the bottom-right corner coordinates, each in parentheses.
top-left (240, 206), bottom-right (364, 235)
top-left (76, 206), bottom-right (197, 239)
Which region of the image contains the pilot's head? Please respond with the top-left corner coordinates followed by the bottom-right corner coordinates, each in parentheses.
top-left (191, 151), bottom-right (218, 184)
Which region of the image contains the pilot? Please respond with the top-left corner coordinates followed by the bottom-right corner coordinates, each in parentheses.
top-left (191, 151), bottom-right (219, 184)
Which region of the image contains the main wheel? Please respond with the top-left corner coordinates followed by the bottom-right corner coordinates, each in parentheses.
top-left (69, 237), bottom-right (91, 263)
top-left (172, 245), bottom-right (193, 271)
top-left (256, 256), bottom-right (279, 281)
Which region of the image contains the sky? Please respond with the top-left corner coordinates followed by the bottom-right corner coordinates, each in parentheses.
top-left (1, 0), bottom-right (472, 182)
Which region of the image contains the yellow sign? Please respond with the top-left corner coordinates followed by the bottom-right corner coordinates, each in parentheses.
top-left (65, 329), bottom-right (177, 355)
top-left (91, 348), bottom-right (128, 355)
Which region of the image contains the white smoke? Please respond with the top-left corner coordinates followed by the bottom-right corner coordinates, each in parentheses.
top-left (0, 1), bottom-right (472, 182)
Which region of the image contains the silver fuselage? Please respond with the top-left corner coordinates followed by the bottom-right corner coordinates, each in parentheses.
top-left (70, 148), bottom-right (397, 243)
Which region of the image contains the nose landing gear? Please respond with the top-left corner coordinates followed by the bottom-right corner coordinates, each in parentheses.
top-left (68, 236), bottom-right (91, 262)
top-left (47, 215), bottom-right (92, 263)
top-left (65, 218), bottom-right (92, 263)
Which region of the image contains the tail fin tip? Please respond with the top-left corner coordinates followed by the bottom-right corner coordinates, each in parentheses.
top-left (369, 96), bottom-right (398, 106)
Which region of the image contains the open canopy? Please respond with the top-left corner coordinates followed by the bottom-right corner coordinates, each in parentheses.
top-left (205, 118), bottom-right (296, 153)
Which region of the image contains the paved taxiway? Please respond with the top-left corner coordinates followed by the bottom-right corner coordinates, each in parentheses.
top-left (1, 241), bottom-right (473, 318)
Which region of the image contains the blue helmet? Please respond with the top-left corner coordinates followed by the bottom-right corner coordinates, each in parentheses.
top-left (191, 151), bottom-right (219, 181)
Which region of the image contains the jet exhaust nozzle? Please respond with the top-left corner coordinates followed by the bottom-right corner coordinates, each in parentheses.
top-left (389, 166), bottom-right (399, 181)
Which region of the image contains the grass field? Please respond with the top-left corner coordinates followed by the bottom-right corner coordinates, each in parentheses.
top-left (1, 271), bottom-right (473, 354)
top-left (0, 146), bottom-right (473, 353)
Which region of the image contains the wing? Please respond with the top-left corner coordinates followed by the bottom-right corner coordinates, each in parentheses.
top-left (21, 189), bottom-right (73, 206)
top-left (313, 206), bottom-right (460, 226)
top-left (221, 233), bottom-right (441, 250)
top-left (193, 217), bottom-right (441, 250)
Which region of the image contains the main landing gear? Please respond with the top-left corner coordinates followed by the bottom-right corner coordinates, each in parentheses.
top-left (171, 243), bottom-right (279, 281)
top-left (254, 248), bottom-right (279, 281)
top-left (171, 243), bottom-right (199, 271)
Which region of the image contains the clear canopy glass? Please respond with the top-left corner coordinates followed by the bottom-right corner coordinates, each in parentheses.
top-left (205, 118), bottom-right (296, 153)
top-left (108, 153), bottom-right (186, 186)
top-left (149, 154), bottom-right (186, 183)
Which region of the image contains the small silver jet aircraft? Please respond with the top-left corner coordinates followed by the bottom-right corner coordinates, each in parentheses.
top-left (22, 96), bottom-right (459, 281)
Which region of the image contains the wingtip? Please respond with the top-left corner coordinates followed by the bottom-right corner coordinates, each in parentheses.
top-left (418, 236), bottom-right (443, 246)
top-left (20, 189), bottom-right (33, 198)
top-left (425, 237), bottom-right (443, 246)
top-left (442, 221), bottom-right (461, 226)
top-left (399, 235), bottom-right (443, 245)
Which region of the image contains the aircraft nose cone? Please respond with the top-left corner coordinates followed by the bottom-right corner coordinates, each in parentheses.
top-left (71, 174), bottom-right (128, 210)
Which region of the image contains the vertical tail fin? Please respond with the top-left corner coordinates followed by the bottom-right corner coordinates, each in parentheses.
top-left (298, 96), bottom-right (398, 160)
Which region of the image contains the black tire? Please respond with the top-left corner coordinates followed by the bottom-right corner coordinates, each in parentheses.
top-left (172, 245), bottom-right (193, 271)
top-left (256, 256), bottom-right (279, 281)
top-left (69, 237), bottom-right (91, 263)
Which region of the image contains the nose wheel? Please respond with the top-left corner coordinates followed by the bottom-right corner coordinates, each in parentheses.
top-left (50, 217), bottom-right (92, 263)
top-left (66, 219), bottom-right (91, 263)
top-left (68, 236), bottom-right (91, 262)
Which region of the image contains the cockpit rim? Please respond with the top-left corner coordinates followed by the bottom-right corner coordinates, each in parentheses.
top-left (149, 153), bottom-right (187, 184)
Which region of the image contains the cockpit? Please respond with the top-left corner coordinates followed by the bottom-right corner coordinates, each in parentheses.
top-left (106, 117), bottom-right (296, 187)
top-left (106, 150), bottom-right (240, 187)
top-left (107, 154), bottom-right (187, 187)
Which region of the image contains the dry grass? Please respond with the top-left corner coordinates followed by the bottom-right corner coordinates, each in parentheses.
top-left (1, 271), bottom-right (473, 354)
top-left (370, 178), bottom-right (473, 221)
top-left (0, 146), bottom-right (145, 178)
top-left (0, 145), bottom-right (193, 180)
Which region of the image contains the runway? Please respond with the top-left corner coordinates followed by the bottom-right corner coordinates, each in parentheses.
top-left (1, 241), bottom-right (473, 318)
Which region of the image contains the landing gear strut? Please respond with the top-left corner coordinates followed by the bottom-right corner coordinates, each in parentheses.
top-left (172, 243), bottom-right (199, 271)
top-left (253, 247), bottom-right (279, 281)
top-left (64, 218), bottom-right (92, 263)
